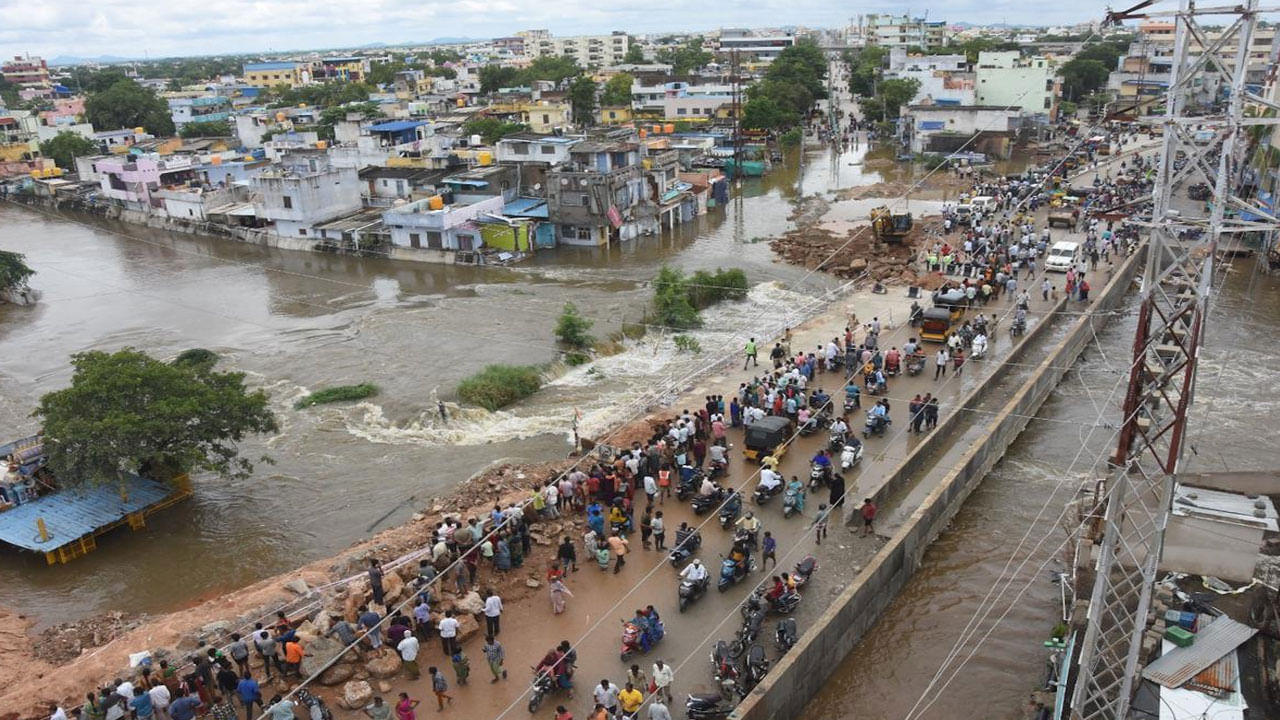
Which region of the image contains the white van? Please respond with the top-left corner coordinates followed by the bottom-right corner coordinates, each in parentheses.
top-left (970, 196), bottom-right (996, 213)
top-left (1045, 241), bottom-right (1081, 272)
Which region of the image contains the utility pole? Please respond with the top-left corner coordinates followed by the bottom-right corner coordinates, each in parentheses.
top-left (731, 48), bottom-right (742, 190)
top-left (1067, 2), bottom-right (1280, 719)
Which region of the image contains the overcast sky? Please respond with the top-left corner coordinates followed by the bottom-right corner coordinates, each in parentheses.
top-left (0, 1), bottom-right (1119, 61)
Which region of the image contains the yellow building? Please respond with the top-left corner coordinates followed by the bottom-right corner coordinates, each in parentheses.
top-left (243, 62), bottom-right (311, 88)
top-left (485, 101), bottom-right (572, 133)
top-left (598, 106), bottom-right (634, 125)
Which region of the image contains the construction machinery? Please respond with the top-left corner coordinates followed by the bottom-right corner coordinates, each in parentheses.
top-left (870, 206), bottom-right (913, 243)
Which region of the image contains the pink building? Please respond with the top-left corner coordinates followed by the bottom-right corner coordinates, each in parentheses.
top-left (94, 155), bottom-right (200, 209)
top-left (38, 98), bottom-right (85, 127)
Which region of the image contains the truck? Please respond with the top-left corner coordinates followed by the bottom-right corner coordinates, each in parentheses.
top-left (1048, 208), bottom-right (1078, 228)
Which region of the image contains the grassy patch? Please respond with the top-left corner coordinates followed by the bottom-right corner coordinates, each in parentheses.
top-left (673, 335), bottom-right (702, 354)
top-left (457, 365), bottom-right (544, 411)
top-left (564, 351), bottom-right (592, 366)
top-left (171, 348), bottom-right (219, 371)
top-left (294, 383), bottom-right (379, 409)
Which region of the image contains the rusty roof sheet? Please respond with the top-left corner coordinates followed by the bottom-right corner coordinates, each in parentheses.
top-left (1142, 615), bottom-right (1257, 689)
top-left (1183, 649), bottom-right (1236, 697)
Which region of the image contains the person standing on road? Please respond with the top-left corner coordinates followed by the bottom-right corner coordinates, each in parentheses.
top-left (398, 631), bottom-right (421, 680)
top-left (811, 504), bottom-right (830, 545)
top-left (744, 338), bottom-right (758, 369)
top-left (909, 394), bottom-right (924, 433)
top-left (483, 635), bottom-right (507, 682)
top-left (437, 610), bottom-right (460, 656)
top-left (593, 679), bottom-right (620, 717)
top-left (607, 532), bottom-right (630, 573)
top-left (652, 511), bottom-right (666, 551)
top-left (934, 347), bottom-right (950, 380)
top-left (761, 531), bottom-right (777, 569)
top-left (483, 589), bottom-right (503, 636)
top-left (828, 472), bottom-right (846, 509)
top-left (557, 535), bottom-right (578, 572)
top-left (651, 660), bottom-right (675, 704)
top-left (925, 396), bottom-right (940, 430)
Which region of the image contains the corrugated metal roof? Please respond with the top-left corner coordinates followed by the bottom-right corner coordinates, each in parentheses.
top-left (1143, 616), bottom-right (1257, 688)
top-left (0, 474), bottom-right (175, 552)
top-left (1173, 484), bottom-right (1279, 530)
top-left (1184, 648), bottom-right (1236, 697)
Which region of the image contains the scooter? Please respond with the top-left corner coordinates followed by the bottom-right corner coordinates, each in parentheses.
top-left (717, 553), bottom-right (755, 593)
top-left (668, 529), bottom-right (702, 567)
top-left (619, 618), bottom-right (664, 661)
top-left (782, 484), bottom-right (805, 518)
top-left (718, 491), bottom-right (743, 529)
top-left (707, 458), bottom-right (728, 481)
top-left (843, 393), bottom-right (861, 414)
top-left (797, 415), bottom-right (825, 436)
top-left (808, 461), bottom-right (829, 491)
top-left (752, 482), bottom-right (783, 505)
top-left (691, 486), bottom-right (725, 515)
top-left (678, 574), bottom-right (709, 612)
top-left (906, 355), bottom-right (926, 376)
top-left (863, 412), bottom-right (889, 438)
top-left (775, 617), bottom-right (798, 653)
top-left (840, 441), bottom-right (863, 471)
top-left (792, 555), bottom-right (817, 587)
top-left (828, 428), bottom-right (848, 453)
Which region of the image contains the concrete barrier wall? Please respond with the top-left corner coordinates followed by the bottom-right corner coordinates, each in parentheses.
top-left (734, 246), bottom-right (1146, 720)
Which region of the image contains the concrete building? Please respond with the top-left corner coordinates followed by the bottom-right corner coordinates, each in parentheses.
top-left (381, 193), bottom-right (505, 253)
top-left (631, 81), bottom-right (733, 121)
top-left (522, 31), bottom-right (631, 68)
top-left (715, 30), bottom-right (797, 62)
top-left (974, 51), bottom-right (1059, 121)
top-left (315, 57), bottom-right (368, 82)
top-left (495, 133), bottom-right (580, 166)
top-left (863, 15), bottom-right (950, 49)
top-left (885, 49), bottom-right (975, 105)
top-left (168, 96), bottom-right (233, 130)
top-left (243, 61), bottom-right (312, 88)
top-left (92, 154), bottom-right (202, 210)
top-left (546, 132), bottom-right (649, 246)
top-left (902, 105), bottom-right (1021, 158)
top-left (1, 55), bottom-right (50, 89)
top-left (252, 150), bottom-right (362, 237)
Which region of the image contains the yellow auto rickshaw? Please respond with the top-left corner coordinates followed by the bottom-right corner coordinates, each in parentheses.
top-left (743, 415), bottom-right (792, 464)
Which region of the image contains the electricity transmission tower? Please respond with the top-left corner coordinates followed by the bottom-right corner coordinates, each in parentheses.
top-left (1068, 1), bottom-right (1280, 718)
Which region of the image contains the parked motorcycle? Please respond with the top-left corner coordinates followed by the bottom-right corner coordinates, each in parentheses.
top-left (686, 692), bottom-right (736, 719)
top-left (792, 555), bottom-right (817, 587)
top-left (742, 643), bottom-right (770, 690)
top-left (675, 468), bottom-right (702, 501)
top-left (667, 529), bottom-right (702, 568)
top-left (775, 617), bottom-right (799, 653)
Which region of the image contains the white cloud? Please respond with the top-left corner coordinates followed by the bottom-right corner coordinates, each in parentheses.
top-left (0, 0), bottom-right (1118, 59)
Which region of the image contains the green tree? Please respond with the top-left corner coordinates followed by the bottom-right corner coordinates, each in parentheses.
top-left (479, 64), bottom-right (523, 93)
top-left (178, 120), bottom-right (232, 138)
top-left (847, 46), bottom-right (889, 96)
top-left (365, 60), bottom-right (408, 87)
top-left (741, 96), bottom-right (790, 130)
top-left (568, 75), bottom-right (598, 126)
top-left (623, 43), bottom-right (646, 64)
top-left (555, 302), bottom-right (595, 350)
top-left (877, 77), bottom-right (922, 120)
top-left (658, 37), bottom-right (712, 75)
top-left (601, 73), bottom-right (634, 106)
top-left (34, 349), bottom-right (279, 486)
top-left (38, 131), bottom-right (97, 169)
top-left (652, 266), bottom-right (701, 330)
top-left (84, 79), bottom-right (175, 135)
top-left (0, 251), bottom-right (35, 293)
top-left (525, 56), bottom-right (582, 83)
top-left (1059, 58), bottom-right (1110, 100)
top-left (779, 127), bottom-right (803, 148)
top-left (462, 117), bottom-right (529, 144)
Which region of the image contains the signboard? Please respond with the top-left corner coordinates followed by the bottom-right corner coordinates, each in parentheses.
top-left (607, 205), bottom-right (622, 228)
top-left (919, 121), bottom-right (946, 131)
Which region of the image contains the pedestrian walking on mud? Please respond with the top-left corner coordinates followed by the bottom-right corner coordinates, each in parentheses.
top-left (744, 337), bottom-right (758, 369)
top-left (935, 347), bottom-right (949, 380)
top-left (549, 577), bottom-right (574, 614)
top-left (640, 506), bottom-right (653, 549)
top-left (607, 532), bottom-right (629, 573)
top-left (811, 504), bottom-right (830, 545)
top-left (761, 531), bottom-right (777, 569)
top-left (652, 510), bottom-right (666, 550)
top-left (483, 636), bottom-right (507, 682)
top-left (451, 650), bottom-right (471, 686)
top-left (557, 536), bottom-right (578, 572)
top-left (437, 610), bottom-right (460, 656)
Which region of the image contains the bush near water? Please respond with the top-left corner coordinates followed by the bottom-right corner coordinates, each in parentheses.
top-left (457, 365), bottom-right (544, 411)
top-left (653, 266), bottom-right (749, 330)
top-left (294, 383), bottom-right (379, 409)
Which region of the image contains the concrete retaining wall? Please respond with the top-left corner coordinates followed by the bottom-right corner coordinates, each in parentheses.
top-left (734, 246), bottom-right (1146, 720)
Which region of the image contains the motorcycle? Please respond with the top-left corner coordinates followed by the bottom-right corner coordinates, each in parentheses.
top-left (782, 484), bottom-right (805, 518)
top-left (718, 490), bottom-right (743, 529)
top-left (668, 529), bottom-right (702, 567)
top-left (906, 355), bottom-right (926, 376)
top-left (746, 587), bottom-right (801, 616)
top-left (731, 604), bottom-right (766, 657)
top-left (971, 336), bottom-right (988, 360)
top-left (797, 415), bottom-right (825, 436)
top-left (865, 376), bottom-right (888, 396)
top-left (742, 643), bottom-right (769, 690)
top-left (686, 692), bottom-right (736, 719)
top-left (863, 412), bottom-right (889, 438)
top-left (828, 428), bottom-right (849, 453)
top-left (752, 482), bottom-right (783, 505)
top-left (619, 618), bottom-right (664, 661)
top-left (808, 461), bottom-right (830, 491)
top-left (792, 555), bottom-right (817, 586)
top-left (1011, 317), bottom-right (1026, 337)
top-left (775, 617), bottom-right (798, 653)
top-left (678, 574), bottom-right (709, 612)
top-left (527, 666), bottom-right (570, 713)
top-left (707, 458), bottom-right (728, 481)
top-left (675, 468), bottom-right (702, 501)
top-left (717, 553), bottom-right (755, 593)
top-left (732, 526), bottom-right (759, 551)
top-left (691, 486), bottom-right (725, 515)
top-left (840, 441), bottom-right (863, 471)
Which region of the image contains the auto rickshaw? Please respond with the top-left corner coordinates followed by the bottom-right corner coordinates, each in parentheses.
top-left (919, 306), bottom-right (957, 343)
top-left (932, 289), bottom-right (967, 322)
top-left (743, 415), bottom-right (792, 464)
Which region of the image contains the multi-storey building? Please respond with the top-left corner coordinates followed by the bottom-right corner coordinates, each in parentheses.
top-left (168, 96), bottom-right (233, 131)
top-left (546, 132), bottom-right (650, 246)
top-left (974, 51), bottom-right (1059, 121)
top-left (1, 55), bottom-right (50, 89)
top-left (715, 30), bottom-right (796, 62)
top-left (521, 31), bottom-right (631, 68)
top-left (243, 62), bottom-right (312, 88)
top-left (863, 15), bottom-right (949, 49)
top-left (885, 49), bottom-right (975, 105)
top-left (252, 150), bottom-right (362, 237)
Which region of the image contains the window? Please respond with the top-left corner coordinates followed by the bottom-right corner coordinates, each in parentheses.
top-left (541, 145), bottom-right (556, 154)
top-left (677, 108), bottom-right (687, 115)
top-left (409, 232), bottom-right (421, 248)
top-left (1044, 97), bottom-right (1052, 109)
top-left (298, 228), bottom-right (307, 236)
top-left (512, 142), bottom-right (529, 155)
top-left (426, 231), bottom-right (443, 249)
top-left (282, 195), bottom-right (293, 209)
top-left (1045, 79), bottom-right (1054, 91)
top-left (542, 114), bottom-right (550, 124)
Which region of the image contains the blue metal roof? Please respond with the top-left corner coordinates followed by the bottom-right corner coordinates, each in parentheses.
top-left (503, 197), bottom-right (549, 218)
top-left (245, 62), bottom-right (300, 71)
top-left (0, 474), bottom-right (174, 553)
top-left (368, 120), bottom-right (429, 133)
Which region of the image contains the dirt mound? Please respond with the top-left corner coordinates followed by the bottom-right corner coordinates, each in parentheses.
top-left (770, 216), bottom-right (941, 285)
top-left (36, 612), bottom-right (149, 666)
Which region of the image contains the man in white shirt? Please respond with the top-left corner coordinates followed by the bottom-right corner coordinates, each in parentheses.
top-left (148, 683), bottom-right (171, 720)
top-left (398, 633), bottom-right (421, 680)
top-left (679, 559), bottom-right (707, 583)
top-left (438, 610), bottom-right (460, 656)
top-left (483, 591), bottom-right (503, 636)
top-left (593, 679), bottom-right (620, 716)
top-left (757, 466), bottom-right (782, 493)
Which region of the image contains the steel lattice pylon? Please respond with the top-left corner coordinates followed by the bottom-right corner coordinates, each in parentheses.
top-left (1068, 1), bottom-right (1280, 719)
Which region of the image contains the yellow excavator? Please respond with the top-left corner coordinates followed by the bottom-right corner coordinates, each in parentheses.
top-left (870, 206), bottom-right (913, 243)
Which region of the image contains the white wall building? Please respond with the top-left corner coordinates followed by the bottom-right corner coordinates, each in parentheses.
top-left (252, 150), bottom-right (362, 238)
top-left (715, 30), bottom-right (797, 61)
top-left (885, 49), bottom-right (975, 105)
top-left (382, 194), bottom-right (505, 252)
top-left (974, 51), bottom-right (1059, 121)
top-left (523, 31), bottom-right (631, 68)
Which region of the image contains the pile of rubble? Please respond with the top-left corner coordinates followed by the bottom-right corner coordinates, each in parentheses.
top-left (36, 612), bottom-right (149, 665)
top-left (769, 220), bottom-right (939, 284)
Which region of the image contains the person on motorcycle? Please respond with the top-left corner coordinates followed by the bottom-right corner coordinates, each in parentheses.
top-left (607, 503), bottom-right (630, 532)
top-left (698, 474), bottom-right (717, 497)
top-left (673, 522), bottom-right (696, 551)
top-left (866, 368), bottom-right (886, 393)
top-left (810, 388), bottom-right (831, 413)
top-left (680, 558), bottom-right (708, 583)
top-left (707, 443), bottom-right (727, 467)
top-left (830, 416), bottom-right (849, 442)
top-left (909, 301), bottom-right (923, 326)
top-left (785, 476), bottom-right (805, 510)
top-left (972, 332), bottom-right (988, 357)
top-left (765, 576), bottom-right (786, 605)
top-left (1014, 306), bottom-right (1027, 329)
top-left (757, 466), bottom-right (782, 493)
top-left (903, 338), bottom-right (919, 358)
top-left (736, 511), bottom-right (762, 536)
top-left (812, 448), bottom-right (832, 475)
top-left (796, 405), bottom-right (813, 432)
top-left (781, 572), bottom-right (798, 593)
top-left (884, 347), bottom-right (900, 374)
top-left (843, 380), bottom-right (861, 408)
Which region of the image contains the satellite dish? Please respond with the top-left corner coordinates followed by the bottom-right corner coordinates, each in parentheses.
top-left (533, 183), bottom-right (542, 190)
